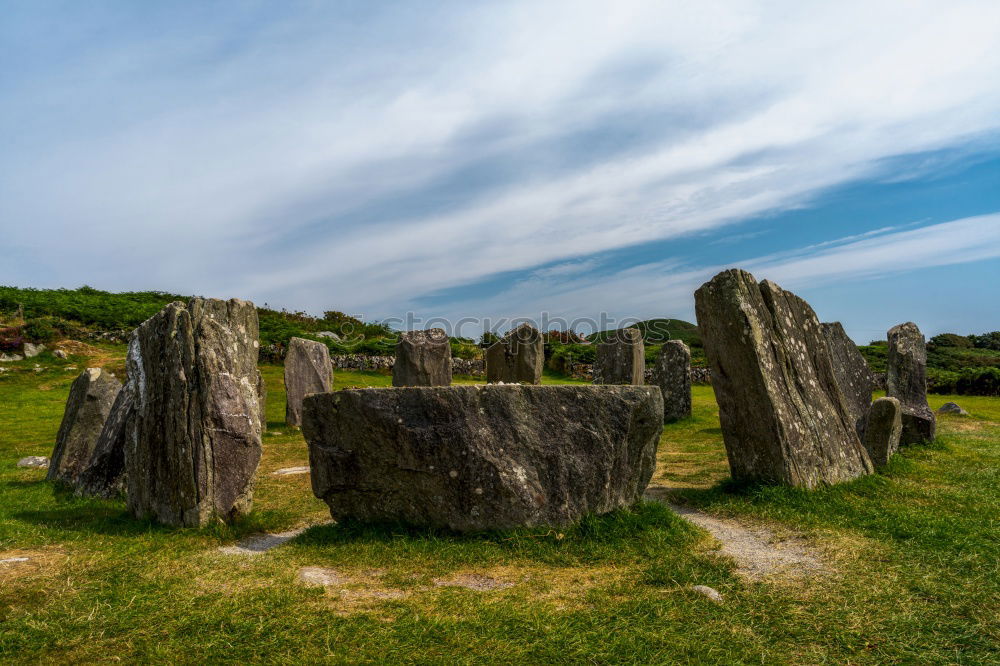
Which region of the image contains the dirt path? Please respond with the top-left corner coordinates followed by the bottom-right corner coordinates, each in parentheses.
top-left (657, 497), bottom-right (830, 580)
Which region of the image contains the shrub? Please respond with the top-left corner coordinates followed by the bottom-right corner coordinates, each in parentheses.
top-left (968, 331), bottom-right (1000, 351)
top-left (927, 368), bottom-right (960, 394)
top-left (955, 367), bottom-right (1000, 396)
top-left (929, 333), bottom-right (973, 348)
top-left (0, 325), bottom-right (24, 352)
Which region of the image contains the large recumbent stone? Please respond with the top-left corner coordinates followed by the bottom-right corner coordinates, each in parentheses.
top-left (301, 385), bottom-right (663, 531)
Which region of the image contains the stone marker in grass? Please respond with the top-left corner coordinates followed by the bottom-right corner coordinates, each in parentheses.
top-left (485, 323), bottom-right (544, 384)
top-left (126, 298), bottom-right (263, 527)
top-left (821, 321), bottom-right (878, 434)
top-left (302, 385), bottom-right (662, 531)
top-left (392, 329), bottom-right (451, 387)
top-left (75, 387), bottom-right (133, 498)
top-left (887, 322), bottom-right (936, 445)
top-left (651, 340), bottom-right (691, 422)
top-left (862, 396), bottom-right (902, 467)
top-left (594, 327), bottom-right (645, 385)
top-left (284, 337), bottom-right (333, 427)
top-left (47, 368), bottom-right (121, 487)
top-left (694, 269), bottom-right (873, 488)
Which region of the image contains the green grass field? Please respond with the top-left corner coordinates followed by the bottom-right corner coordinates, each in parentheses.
top-left (1, 348), bottom-right (998, 663)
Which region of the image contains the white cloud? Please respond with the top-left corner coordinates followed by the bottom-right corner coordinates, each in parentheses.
top-left (426, 212), bottom-right (1000, 330)
top-left (1, 1), bottom-right (999, 313)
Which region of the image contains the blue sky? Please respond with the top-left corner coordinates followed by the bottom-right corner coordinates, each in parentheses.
top-left (1, 1), bottom-right (999, 343)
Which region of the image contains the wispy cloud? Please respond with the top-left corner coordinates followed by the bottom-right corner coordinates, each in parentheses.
top-left (426, 213), bottom-right (1000, 327)
top-left (1, 1), bottom-right (999, 318)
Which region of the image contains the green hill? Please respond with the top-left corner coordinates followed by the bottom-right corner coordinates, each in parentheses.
top-left (0, 285), bottom-right (394, 356)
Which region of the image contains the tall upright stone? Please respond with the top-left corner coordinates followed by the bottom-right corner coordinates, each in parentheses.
top-left (594, 328), bottom-right (644, 385)
top-left (862, 397), bottom-right (902, 467)
top-left (75, 387), bottom-right (133, 498)
top-left (887, 322), bottom-right (936, 444)
top-left (651, 340), bottom-right (691, 422)
top-left (126, 298), bottom-right (263, 527)
top-left (485, 323), bottom-right (544, 384)
top-left (47, 368), bottom-right (122, 486)
top-left (694, 269), bottom-right (873, 488)
top-left (821, 322), bottom-right (877, 434)
top-left (256, 370), bottom-right (268, 432)
top-left (392, 329), bottom-right (451, 387)
top-left (284, 337), bottom-right (333, 427)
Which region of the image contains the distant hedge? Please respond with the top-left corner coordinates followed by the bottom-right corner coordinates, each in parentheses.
top-left (929, 367), bottom-right (1000, 396)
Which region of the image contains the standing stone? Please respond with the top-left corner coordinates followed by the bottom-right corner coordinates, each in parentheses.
top-left (126, 298), bottom-right (263, 527)
top-left (594, 328), bottom-right (644, 385)
top-left (256, 369), bottom-right (268, 432)
top-left (694, 269), bottom-right (873, 488)
top-left (485, 324), bottom-right (544, 384)
top-left (651, 340), bottom-right (691, 422)
top-left (302, 385), bottom-right (662, 531)
top-left (75, 387), bottom-right (133, 498)
top-left (392, 329), bottom-right (451, 387)
top-left (284, 337), bottom-right (333, 427)
top-left (821, 322), bottom-right (877, 434)
top-left (887, 322), bottom-right (936, 445)
top-left (862, 397), bottom-right (902, 468)
top-left (47, 368), bottom-right (122, 486)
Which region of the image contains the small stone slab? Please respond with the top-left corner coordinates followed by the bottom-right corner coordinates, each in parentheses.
top-left (17, 456), bottom-right (49, 469)
top-left (433, 574), bottom-right (515, 591)
top-left (217, 527), bottom-right (308, 555)
top-left (936, 402), bottom-right (968, 416)
top-left (1, 556), bottom-right (31, 564)
top-left (298, 566), bottom-right (349, 587)
top-left (691, 585), bottom-right (723, 603)
top-left (862, 397), bottom-right (902, 467)
top-left (271, 466), bottom-right (310, 476)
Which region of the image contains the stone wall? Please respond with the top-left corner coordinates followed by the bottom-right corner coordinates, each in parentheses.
top-left (564, 363), bottom-right (711, 384)
top-left (330, 355), bottom-right (485, 376)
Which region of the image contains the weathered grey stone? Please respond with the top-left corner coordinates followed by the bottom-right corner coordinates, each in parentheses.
top-left (862, 397), bottom-right (902, 467)
top-left (594, 328), bottom-right (644, 385)
top-left (821, 322), bottom-right (877, 434)
top-left (694, 269), bottom-right (873, 488)
top-left (284, 337), bottom-right (333, 427)
top-left (53, 349), bottom-right (68, 359)
top-left (74, 387), bottom-right (133, 498)
top-left (302, 385), bottom-right (663, 531)
top-left (0, 353), bottom-right (24, 362)
top-left (485, 324), bottom-right (544, 384)
top-left (47, 368), bottom-right (122, 486)
top-left (651, 340), bottom-right (691, 422)
top-left (256, 369), bottom-right (267, 432)
top-left (936, 401), bottom-right (968, 416)
top-left (887, 322), bottom-right (936, 445)
top-left (17, 456), bottom-right (49, 469)
top-left (391, 329), bottom-right (451, 387)
top-left (126, 298), bottom-right (263, 527)
top-left (23, 343), bottom-right (45, 358)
